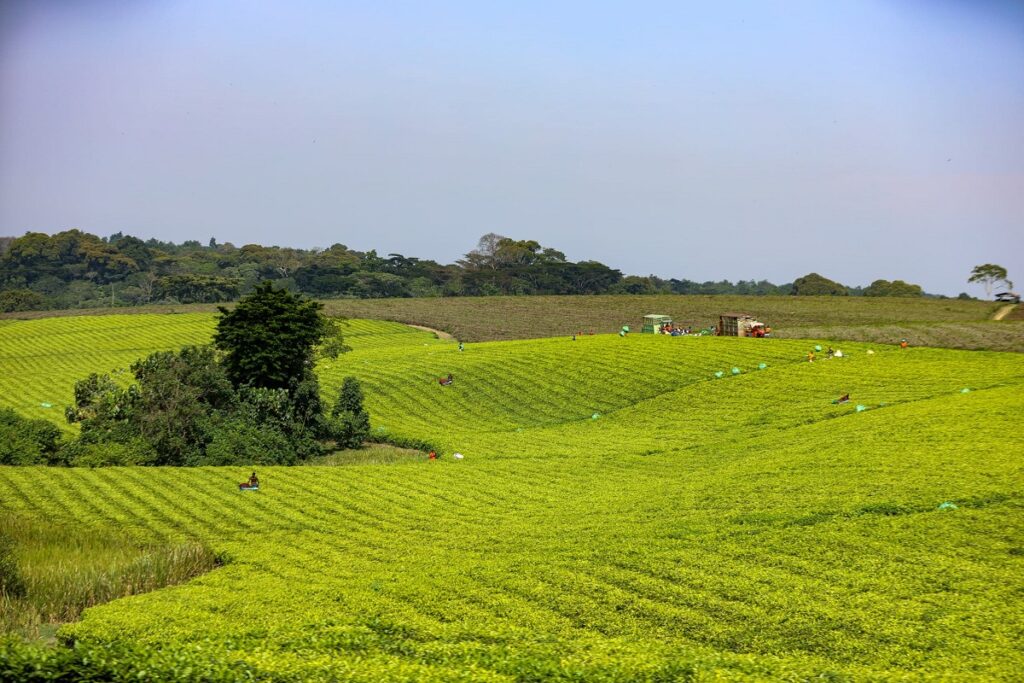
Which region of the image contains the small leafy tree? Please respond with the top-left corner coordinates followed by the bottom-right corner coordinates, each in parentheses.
top-left (968, 264), bottom-right (1011, 298)
top-left (129, 347), bottom-right (235, 464)
top-left (315, 318), bottom-right (351, 361)
top-left (331, 377), bottom-right (370, 449)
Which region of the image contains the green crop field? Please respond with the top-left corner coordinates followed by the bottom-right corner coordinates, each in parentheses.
top-left (1, 312), bottom-right (1023, 680)
top-left (0, 315), bottom-right (441, 427)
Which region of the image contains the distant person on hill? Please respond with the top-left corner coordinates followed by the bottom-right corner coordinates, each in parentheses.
top-left (428, 450), bottom-right (437, 460)
top-left (899, 339), bottom-right (909, 349)
top-left (808, 350), bottom-right (815, 363)
top-left (439, 373), bottom-right (454, 386)
top-left (248, 472), bottom-right (259, 488)
top-left (826, 347), bottom-right (834, 358)
top-left (458, 342), bottom-right (464, 352)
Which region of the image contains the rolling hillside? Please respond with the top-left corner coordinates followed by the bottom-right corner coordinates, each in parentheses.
top-left (1, 313), bottom-right (1023, 680)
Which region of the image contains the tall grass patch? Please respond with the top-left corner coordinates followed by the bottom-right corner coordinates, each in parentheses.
top-left (0, 514), bottom-right (220, 640)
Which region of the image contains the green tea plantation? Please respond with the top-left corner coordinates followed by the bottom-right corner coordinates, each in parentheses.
top-left (1, 312), bottom-right (1022, 680)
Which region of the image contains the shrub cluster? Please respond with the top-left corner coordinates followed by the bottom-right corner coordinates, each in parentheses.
top-left (0, 409), bottom-right (62, 466)
top-left (62, 347), bottom-right (369, 466)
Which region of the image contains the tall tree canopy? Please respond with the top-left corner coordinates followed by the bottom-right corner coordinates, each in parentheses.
top-left (790, 272), bottom-right (848, 296)
top-left (968, 264), bottom-right (1011, 298)
top-left (214, 282), bottom-right (329, 391)
top-left (863, 279), bottom-right (924, 297)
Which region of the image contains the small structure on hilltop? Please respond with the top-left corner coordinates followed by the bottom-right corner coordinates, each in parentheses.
top-left (641, 314), bottom-right (673, 334)
top-left (718, 313), bottom-right (767, 337)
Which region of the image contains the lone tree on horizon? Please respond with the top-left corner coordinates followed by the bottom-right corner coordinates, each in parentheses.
top-left (968, 264), bottom-right (1012, 298)
top-left (214, 282), bottom-right (330, 391)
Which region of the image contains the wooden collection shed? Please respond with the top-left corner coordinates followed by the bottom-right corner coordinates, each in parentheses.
top-left (718, 313), bottom-right (764, 337)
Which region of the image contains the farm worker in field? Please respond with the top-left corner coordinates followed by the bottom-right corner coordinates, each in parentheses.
top-left (248, 472), bottom-right (259, 487)
top-left (439, 373), bottom-right (454, 386)
top-left (826, 347), bottom-right (834, 358)
top-left (428, 450), bottom-right (437, 460)
top-left (899, 339), bottom-right (909, 349)
top-left (808, 350), bottom-right (815, 363)
top-left (458, 342), bottom-right (464, 352)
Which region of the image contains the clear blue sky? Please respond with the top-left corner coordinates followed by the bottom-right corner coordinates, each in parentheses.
top-left (1, 0), bottom-right (1022, 294)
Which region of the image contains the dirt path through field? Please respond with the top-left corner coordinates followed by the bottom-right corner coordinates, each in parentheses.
top-left (407, 324), bottom-right (456, 341)
top-left (992, 304), bottom-right (1017, 321)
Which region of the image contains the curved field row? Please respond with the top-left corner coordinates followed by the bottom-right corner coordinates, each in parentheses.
top-left (0, 315), bottom-right (440, 425)
top-left (323, 337), bottom-right (1024, 458)
top-left (0, 384), bottom-right (1022, 679)
top-left (336, 318), bottom-right (449, 349)
top-left (0, 314), bottom-right (216, 425)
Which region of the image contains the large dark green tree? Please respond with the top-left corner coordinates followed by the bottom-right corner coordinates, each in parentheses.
top-left (214, 282), bottom-right (329, 391)
top-left (790, 272), bottom-right (848, 296)
top-left (863, 279), bottom-right (924, 297)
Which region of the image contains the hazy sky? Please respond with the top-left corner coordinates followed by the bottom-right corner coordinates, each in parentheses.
top-left (2, 0), bottom-right (1022, 294)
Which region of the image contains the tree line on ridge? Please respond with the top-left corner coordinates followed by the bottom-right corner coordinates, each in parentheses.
top-left (0, 230), bottom-right (941, 313)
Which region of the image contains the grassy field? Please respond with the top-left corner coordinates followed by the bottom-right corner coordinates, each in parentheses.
top-left (3, 294), bottom-right (1014, 350)
top-left (0, 512), bottom-right (219, 641)
top-left (772, 320), bottom-right (1024, 353)
top-left (1, 313), bottom-right (1023, 679)
top-left (318, 294), bottom-right (1002, 342)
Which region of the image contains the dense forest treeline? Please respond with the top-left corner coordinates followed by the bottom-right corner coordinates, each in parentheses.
top-left (0, 230), bottom-right (948, 312)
